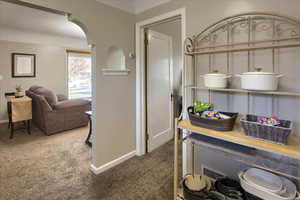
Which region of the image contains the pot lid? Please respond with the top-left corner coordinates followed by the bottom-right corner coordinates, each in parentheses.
top-left (243, 168), bottom-right (283, 193)
top-left (205, 73), bottom-right (228, 76)
top-left (205, 70), bottom-right (228, 77)
top-left (242, 67), bottom-right (278, 75)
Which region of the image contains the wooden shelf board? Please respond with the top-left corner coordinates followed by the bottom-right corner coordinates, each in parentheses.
top-left (178, 120), bottom-right (300, 160)
top-left (186, 86), bottom-right (300, 97)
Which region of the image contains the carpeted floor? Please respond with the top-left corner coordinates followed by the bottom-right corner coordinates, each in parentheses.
top-left (0, 123), bottom-right (180, 200)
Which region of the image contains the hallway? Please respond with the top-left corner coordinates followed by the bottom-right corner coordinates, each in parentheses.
top-left (0, 124), bottom-right (179, 200)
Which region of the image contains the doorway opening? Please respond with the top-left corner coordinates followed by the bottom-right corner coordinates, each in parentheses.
top-left (145, 18), bottom-right (181, 153)
top-left (136, 8), bottom-right (186, 155)
top-left (0, 0), bottom-right (96, 166)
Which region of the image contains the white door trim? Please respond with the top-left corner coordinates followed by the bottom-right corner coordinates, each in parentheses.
top-left (135, 8), bottom-right (186, 156)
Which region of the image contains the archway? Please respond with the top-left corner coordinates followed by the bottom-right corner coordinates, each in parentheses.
top-left (0, 0), bottom-right (97, 185)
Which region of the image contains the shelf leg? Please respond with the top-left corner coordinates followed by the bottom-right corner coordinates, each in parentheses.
top-left (174, 118), bottom-right (179, 200)
top-left (192, 142), bottom-right (195, 177)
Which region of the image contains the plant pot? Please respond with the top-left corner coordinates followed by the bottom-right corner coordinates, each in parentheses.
top-left (15, 92), bottom-right (24, 98)
top-left (236, 68), bottom-right (284, 91)
top-left (201, 72), bottom-right (231, 89)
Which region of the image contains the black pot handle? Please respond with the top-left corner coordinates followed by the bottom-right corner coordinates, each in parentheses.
top-left (187, 106), bottom-right (194, 114)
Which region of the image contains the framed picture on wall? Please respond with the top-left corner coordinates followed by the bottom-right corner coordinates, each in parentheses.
top-left (12, 53), bottom-right (36, 78)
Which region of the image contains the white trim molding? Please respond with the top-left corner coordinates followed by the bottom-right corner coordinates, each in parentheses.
top-left (90, 151), bottom-right (136, 175)
top-left (102, 68), bottom-right (131, 76)
top-left (135, 8), bottom-right (186, 156)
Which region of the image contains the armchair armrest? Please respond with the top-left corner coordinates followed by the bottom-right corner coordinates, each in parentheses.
top-left (57, 94), bottom-right (68, 102)
top-left (37, 95), bottom-right (53, 112)
top-left (53, 99), bottom-right (90, 110)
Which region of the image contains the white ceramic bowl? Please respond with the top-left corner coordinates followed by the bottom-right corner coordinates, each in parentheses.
top-left (239, 171), bottom-right (297, 200)
top-left (243, 168), bottom-right (283, 194)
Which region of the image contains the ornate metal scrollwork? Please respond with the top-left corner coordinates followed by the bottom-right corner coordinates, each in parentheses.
top-left (253, 20), bottom-right (273, 32)
top-left (276, 22), bottom-right (300, 37)
top-left (184, 37), bottom-right (195, 54)
top-left (232, 21), bottom-right (249, 34)
top-left (186, 13), bottom-right (300, 54)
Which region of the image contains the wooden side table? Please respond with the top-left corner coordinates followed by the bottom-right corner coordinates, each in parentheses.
top-left (5, 95), bottom-right (32, 139)
top-left (85, 111), bottom-right (92, 146)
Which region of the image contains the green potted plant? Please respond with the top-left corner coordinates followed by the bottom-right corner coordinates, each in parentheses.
top-left (15, 85), bottom-right (24, 98)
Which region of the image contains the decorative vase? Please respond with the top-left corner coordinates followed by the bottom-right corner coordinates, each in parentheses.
top-left (15, 92), bottom-right (24, 98)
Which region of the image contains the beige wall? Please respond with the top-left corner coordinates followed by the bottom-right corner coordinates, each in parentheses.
top-left (137, 0), bottom-right (300, 36)
top-left (0, 40), bottom-right (67, 121)
top-left (136, 0), bottom-right (300, 176)
top-left (150, 19), bottom-right (182, 96)
top-left (15, 0), bottom-right (136, 168)
top-left (14, 0), bottom-right (300, 172)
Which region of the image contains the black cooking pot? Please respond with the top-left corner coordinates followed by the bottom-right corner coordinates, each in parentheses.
top-left (183, 178), bottom-right (225, 200)
top-left (215, 178), bottom-right (244, 198)
top-left (182, 177), bottom-right (207, 200)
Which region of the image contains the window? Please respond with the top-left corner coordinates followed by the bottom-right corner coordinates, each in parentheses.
top-left (67, 51), bottom-right (92, 99)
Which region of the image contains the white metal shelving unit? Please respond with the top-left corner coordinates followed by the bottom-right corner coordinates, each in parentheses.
top-left (185, 86), bottom-right (300, 97)
top-left (174, 12), bottom-right (300, 200)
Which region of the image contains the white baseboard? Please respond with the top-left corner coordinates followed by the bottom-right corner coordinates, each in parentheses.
top-left (90, 150), bottom-right (136, 175)
top-left (0, 120), bottom-right (8, 124)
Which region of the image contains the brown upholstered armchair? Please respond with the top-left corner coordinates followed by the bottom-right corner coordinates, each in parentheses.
top-left (26, 86), bottom-right (90, 135)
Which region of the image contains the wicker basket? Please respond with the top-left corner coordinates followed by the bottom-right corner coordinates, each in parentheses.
top-left (240, 115), bottom-right (292, 144)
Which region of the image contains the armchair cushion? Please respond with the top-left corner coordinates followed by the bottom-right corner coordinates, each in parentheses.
top-left (29, 85), bottom-right (43, 92)
top-left (34, 87), bottom-right (58, 107)
top-left (57, 94), bottom-right (68, 102)
top-left (53, 99), bottom-right (90, 110)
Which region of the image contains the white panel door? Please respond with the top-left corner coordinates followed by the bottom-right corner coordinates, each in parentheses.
top-left (146, 30), bottom-right (173, 152)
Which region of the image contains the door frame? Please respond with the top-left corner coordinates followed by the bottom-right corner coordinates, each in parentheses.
top-left (135, 8), bottom-right (186, 156)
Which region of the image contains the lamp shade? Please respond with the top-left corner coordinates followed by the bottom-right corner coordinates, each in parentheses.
top-left (0, 75), bottom-right (3, 81)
